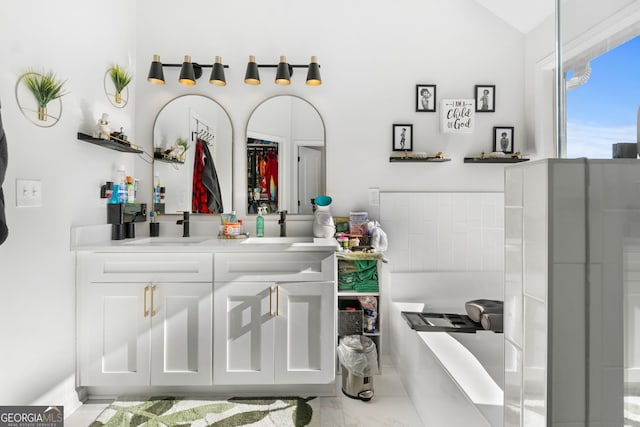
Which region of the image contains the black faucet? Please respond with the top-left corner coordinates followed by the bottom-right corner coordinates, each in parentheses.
top-left (278, 210), bottom-right (287, 237)
top-left (176, 211), bottom-right (190, 237)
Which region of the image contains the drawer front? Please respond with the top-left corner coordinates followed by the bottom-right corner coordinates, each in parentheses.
top-left (79, 252), bottom-right (213, 283)
top-left (215, 252), bottom-right (336, 282)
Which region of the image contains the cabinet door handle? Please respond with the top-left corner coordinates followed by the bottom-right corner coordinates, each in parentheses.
top-left (150, 284), bottom-right (157, 317)
top-left (269, 287), bottom-right (273, 317)
top-left (276, 285), bottom-right (279, 317)
top-left (143, 285), bottom-right (150, 317)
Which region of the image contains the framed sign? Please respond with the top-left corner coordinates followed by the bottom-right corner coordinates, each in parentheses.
top-left (393, 124), bottom-right (413, 151)
top-left (441, 99), bottom-right (474, 133)
top-left (416, 84), bottom-right (436, 112)
top-left (475, 85), bottom-right (495, 112)
top-left (493, 126), bottom-right (514, 153)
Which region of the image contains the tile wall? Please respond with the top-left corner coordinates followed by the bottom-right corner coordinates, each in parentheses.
top-left (380, 192), bottom-right (504, 272)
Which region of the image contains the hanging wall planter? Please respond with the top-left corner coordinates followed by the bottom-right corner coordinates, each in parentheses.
top-left (105, 64), bottom-right (132, 108)
top-left (16, 70), bottom-right (67, 127)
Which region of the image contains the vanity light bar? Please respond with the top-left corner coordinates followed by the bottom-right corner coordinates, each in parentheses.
top-left (244, 55), bottom-right (322, 86)
top-left (146, 54), bottom-right (321, 86)
top-left (147, 54), bottom-right (230, 86)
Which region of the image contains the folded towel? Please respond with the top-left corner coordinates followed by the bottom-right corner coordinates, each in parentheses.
top-left (481, 313), bottom-right (503, 333)
top-left (465, 299), bottom-right (503, 323)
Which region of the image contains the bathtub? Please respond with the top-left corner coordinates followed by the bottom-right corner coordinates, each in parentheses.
top-left (388, 272), bottom-right (504, 427)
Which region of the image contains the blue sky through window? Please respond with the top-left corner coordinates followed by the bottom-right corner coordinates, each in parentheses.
top-left (566, 35), bottom-right (640, 158)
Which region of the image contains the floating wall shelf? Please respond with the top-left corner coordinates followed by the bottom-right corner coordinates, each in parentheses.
top-left (77, 132), bottom-right (142, 154)
top-left (389, 157), bottom-right (451, 163)
top-left (463, 157), bottom-right (530, 163)
top-left (153, 152), bottom-right (185, 164)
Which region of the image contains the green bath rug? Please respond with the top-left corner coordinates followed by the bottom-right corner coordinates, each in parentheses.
top-left (90, 395), bottom-right (317, 427)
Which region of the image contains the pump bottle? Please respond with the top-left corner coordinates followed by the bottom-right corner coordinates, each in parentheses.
top-left (256, 207), bottom-right (264, 237)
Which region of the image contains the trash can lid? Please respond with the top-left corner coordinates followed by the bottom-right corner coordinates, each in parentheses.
top-left (339, 335), bottom-right (376, 353)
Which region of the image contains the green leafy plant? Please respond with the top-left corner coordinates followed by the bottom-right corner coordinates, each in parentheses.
top-left (23, 70), bottom-right (68, 109)
top-left (109, 64), bottom-right (132, 94)
top-left (176, 137), bottom-right (190, 159)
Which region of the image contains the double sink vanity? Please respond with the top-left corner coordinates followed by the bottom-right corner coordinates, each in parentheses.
top-left (75, 235), bottom-right (339, 395)
top-left (75, 91), bottom-right (335, 395)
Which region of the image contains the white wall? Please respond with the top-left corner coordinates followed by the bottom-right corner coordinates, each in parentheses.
top-left (9, 0), bottom-right (628, 410)
top-left (0, 0), bottom-right (136, 407)
top-left (134, 0), bottom-right (528, 219)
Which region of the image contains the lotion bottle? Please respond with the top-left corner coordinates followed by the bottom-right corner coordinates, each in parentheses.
top-left (256, 207), bottom-right (264, 237)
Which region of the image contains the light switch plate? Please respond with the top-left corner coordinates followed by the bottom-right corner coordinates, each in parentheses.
top-left (16, 179), bottom-right (42, 207)
top-left (368, 187), bottom-right (380, 206)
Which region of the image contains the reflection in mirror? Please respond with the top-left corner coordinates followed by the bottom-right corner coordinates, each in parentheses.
top-left (246, 95), bottom-right (325, 215)
top-left (153, 95), bottom-right (232, 215)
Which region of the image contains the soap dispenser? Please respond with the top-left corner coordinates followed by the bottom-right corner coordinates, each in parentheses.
top-left (256, 207), bottom-right (265, 237)
top-left (313, 195), bottom-right (335, 238)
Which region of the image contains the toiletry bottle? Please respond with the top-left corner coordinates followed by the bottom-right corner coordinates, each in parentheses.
top-left (134, 178), bottom-right (140, 201)
top-left (230, 210), bottom-right (237, 223)
top-left (153, 173), bottom-right (161, 204)
top-left (126, 176), bottom-right (135, 203)
top-left (116, 165), bottom-right (127, 203)
top-left (256, 207), bottom-right (264, 237)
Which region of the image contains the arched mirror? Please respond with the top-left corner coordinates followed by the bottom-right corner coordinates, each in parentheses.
top-left (153, 94), bottom-right (233, 215)
top-left (246, 95), bottom-right (325, 215)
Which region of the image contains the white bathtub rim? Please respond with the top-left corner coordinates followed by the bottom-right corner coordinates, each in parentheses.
top-left (393, 300), bottom-right (504, 426)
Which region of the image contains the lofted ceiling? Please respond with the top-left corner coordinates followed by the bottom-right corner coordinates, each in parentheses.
top-left (474, 0), bottom-right (555, 34)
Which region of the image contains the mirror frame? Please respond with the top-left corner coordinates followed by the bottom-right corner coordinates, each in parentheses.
top-left (244, 94), bottom-right (326, 215)
top-left (152, 94), bottom-right (234, 216)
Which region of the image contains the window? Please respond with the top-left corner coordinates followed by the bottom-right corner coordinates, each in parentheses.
top-left (565, 35), bottom-right (640, 158)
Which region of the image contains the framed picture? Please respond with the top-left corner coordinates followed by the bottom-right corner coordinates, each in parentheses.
top-left (393, 124), bottom-right (413, 151)
top-left (416, 84), bottom-right (436, 112)
top-left (493, 126), bottom-right (514, 153)
top-left (475, 84), bottom-right (495, 112)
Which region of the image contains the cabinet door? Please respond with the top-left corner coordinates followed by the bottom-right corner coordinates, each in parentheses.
top-left (150, 282), bottom-right (213, 386)
top-left (275, 281), bottom-right (335, 384)
top-left (80, 283), bottom-right (150, 386)
top-left (213, 282), bottom-right (275, 385)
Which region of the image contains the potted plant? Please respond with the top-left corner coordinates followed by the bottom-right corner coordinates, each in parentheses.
top-left (176, 137), bottom-right (190, 162)
top-left (108, 64), bottom-right (132, 104)
top-left (23, 70), bottom-right (68, 121)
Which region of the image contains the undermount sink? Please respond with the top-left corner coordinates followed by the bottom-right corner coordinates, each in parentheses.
top-left (241, 236), bottom-right (315, 245)
top-left (124, 236), bottom-right (211, 245)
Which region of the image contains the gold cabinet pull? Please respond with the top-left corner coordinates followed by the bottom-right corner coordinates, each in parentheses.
top-left (269, 287), bottom-right (273, 317)
top-left (143, 285), bottom-right (150, 317)
top-left (150, 284), bottom-right (157, 317)
top-left (276, 286), bottom-right (279, 317)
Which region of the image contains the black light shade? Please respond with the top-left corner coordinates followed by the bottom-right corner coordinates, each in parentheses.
top-left (147, 54), bottom-right (165, 84)
top-left (244, 55), bottom-right (260, 85)
top-left (179, 55), bottom-right (196, 86)
top-left (275, 55), bottom-right (291, 85)
top-left (306, 56), bottom-right (322, 86)
top-left (209, 56), bottom-right (226, 86)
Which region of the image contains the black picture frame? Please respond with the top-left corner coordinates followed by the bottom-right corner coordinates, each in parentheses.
top-left (416, 84), bottom-right (436, 112)
top-left (475, 85), bottom-right (495, 112)
top-left (493, 126), bottom-right (514, 153)
top-left (393, 124), bottom-right (413, 151)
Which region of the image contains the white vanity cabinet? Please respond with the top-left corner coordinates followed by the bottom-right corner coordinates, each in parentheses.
top-left (213, 252), bottom-right (336, 385)
top-left (77, 252), bottom-right (213, 387)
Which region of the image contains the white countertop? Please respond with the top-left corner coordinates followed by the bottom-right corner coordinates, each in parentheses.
top-left (71, 225), bottom-right (340, 253)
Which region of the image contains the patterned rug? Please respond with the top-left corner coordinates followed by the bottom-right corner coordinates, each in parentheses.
top-left (89, 396), bottom-right (317, 427)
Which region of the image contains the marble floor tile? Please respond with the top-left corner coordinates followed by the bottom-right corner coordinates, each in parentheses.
top-left (65, 360), bottom-right (425, 426)
top-left (341, 395), bottom-right (424, 427)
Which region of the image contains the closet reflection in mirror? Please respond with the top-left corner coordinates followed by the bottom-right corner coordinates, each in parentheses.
top-left (247, 95), bottom-right (325, 215)
top-left (153, 95), bottom-right (232, 215)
